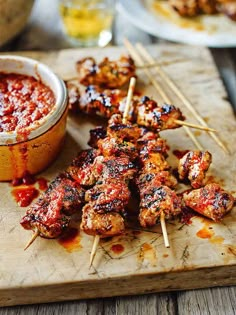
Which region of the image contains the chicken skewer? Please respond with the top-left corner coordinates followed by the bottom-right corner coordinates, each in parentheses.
top-left (67, 84), bottom-right (216, 133)
top-left (21, 149), bottom-right (98, 248)
top-left (89, 77), bottom-right (137, 266)
top-left (136, 131), bottom-right (182, 247)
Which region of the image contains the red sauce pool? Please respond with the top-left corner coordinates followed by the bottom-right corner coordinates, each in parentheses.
top-left (111, 244), bottom-right (124, 254)
top-left (12, 186), bottom-right (39, 207)
top-left (0, 73), bottom-right (55, 135)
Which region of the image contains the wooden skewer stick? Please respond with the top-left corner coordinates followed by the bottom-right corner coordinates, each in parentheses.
top-left (24, 229), bottom-right (40, 251)
top-left (89, 235), bottom-right (100, 267)
top-left (135, 43), bottom-right (229, 154)
top-left (174, 120), bottom-right (216, 132)
top-left (160, 212), bottom-right (170, 248)
top-left (89, 76), bottom-right (137, 268)
top-left (123, 77), bottom-right (137, 123)
top-left (123, 38), bottom-right (203, 151)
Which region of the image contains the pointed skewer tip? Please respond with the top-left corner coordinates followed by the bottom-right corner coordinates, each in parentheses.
top-left (24, 230), bottom-right (39, 251)
top-left (89, 235), bottom-right (100, 267)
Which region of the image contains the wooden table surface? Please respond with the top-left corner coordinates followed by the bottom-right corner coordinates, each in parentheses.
top-left (1, 0), bottom-right (236, 314)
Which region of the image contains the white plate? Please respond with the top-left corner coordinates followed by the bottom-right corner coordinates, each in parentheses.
top-left (118, 0), bottom-right (236, 47)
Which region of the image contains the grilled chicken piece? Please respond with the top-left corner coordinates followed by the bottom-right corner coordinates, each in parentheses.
top-left (67, 149), bottom-right (98, 186)
top-left (107, 114), bottom-right (142, 142)
top-left (199, 0), bottom-right (217, 13)
top-left (81, 204), bottom-right (125, 237)
top-left (79, 85), bottom-right (127, 118)
top-left (178, 151), bottom-right (212, 188)
top-left (92, 156), bottom-right (136, 182)
top-left (139, 186), bottom-right (182, 227)
top-left (135, 97), bottom-right (185, 131)
top-left (20, 174), bottom-right (85, 238)
top-left (85, 179), bottom-right (130, 214)
top-left (169, 0), bottom-right (200, 16)
top-left (88, 126), bottom-right (107, 148)
top-left (76, 55), bottom-right (136, 88)
top-left (137, 171), bottom-right (178, 190)
top-left (97, 137), bottom-right (138, 161)
top-left (183, 183), bottom-right (235, 221)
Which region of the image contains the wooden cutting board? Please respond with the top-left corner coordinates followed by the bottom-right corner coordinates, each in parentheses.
top-left (0, 44), bottom-right (235, 307)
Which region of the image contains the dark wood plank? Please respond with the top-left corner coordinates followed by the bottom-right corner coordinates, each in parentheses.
top-left (116, 293), bottom-right (177, 315)
top-left (177, 286), bottom-right (236, 315)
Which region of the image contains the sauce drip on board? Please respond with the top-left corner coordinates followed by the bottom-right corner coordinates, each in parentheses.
top-left (58, 227), bottom-right (81, 252)
top-left (11, 172), bottom-right (48, 207)
top-left (12, 187), bottom-right (39, 207)
top-left (111, 244), bottom-right (125, 254)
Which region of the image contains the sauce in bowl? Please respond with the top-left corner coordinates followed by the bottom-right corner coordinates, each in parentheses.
top-left (0, 73), bottom-right (55, 139)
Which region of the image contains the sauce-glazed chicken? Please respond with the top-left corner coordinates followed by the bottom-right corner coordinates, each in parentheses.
top-left (169, 0), bottom-right (236, 20)
top-left (183, 183), bottom-right (235, 221)
top-left (136, 131), bottom-right (181, 228)
top-left (67, 84), bottom-right (185, 132)
top-left (76, 55), bottom-right (136, 88)
top-left (81, 114), bottom-right (140, 237)
top-left (178, 150), bottom-right (212, 188)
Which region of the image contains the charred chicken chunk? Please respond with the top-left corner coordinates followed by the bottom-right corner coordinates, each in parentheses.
top-left (79, 85), bottom-right (126, 118)
top-left (107, 114), bottom-right (142, 142)
top-left (97, 137), bottom-right (138, 161)
top-left (81, 204), bottom-right (125, 237)
top-left (67, 149), bottom-right (98, 186)
top-left (76, 55), bottom-right (136, 88)
top-left (135, 97), bottom-right (185, 131)
top-left (169, 0), bottom-right (200, 16)
top-left (178, 151), bottom-right (212, 188)
top-left (183, 183), bottom-right (235, 221)
top-left (139, 186), bottom-right (182, 227)
top-left (20, 174), bottom-right (85, 238)
top-left (92, 156), bottom-right (136, 182)
top-left (85, 179), bottom-right (130, 214)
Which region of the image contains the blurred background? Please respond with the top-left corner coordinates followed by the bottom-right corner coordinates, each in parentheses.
top-left (0, 0), bottom-right (235, 108)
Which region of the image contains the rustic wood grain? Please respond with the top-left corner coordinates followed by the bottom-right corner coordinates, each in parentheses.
top-left (177, 287), bottom-right (236, 315)
top-left (1, 0), bottom-right (236, 313)
top-left (0, 44), bottom-right (235, 307)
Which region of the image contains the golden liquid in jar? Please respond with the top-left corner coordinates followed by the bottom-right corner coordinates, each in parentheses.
top-left (59, 1), bottom-right (113, 42)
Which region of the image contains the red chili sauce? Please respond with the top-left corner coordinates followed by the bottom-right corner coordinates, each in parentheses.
top-left (0, 73), bottom-right (55, 134)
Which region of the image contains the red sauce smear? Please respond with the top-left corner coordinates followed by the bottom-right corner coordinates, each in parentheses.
top-left (11, 172), bottom-right (48, 206)
top-left (0, 73), bottom-right (55, 139)
top-left (12, 187), bottom-right (39, 207)
top-left (58, 227), bottom-right (81, 252)
top-left (111, 244), bottom-right (124, 254)
top-left (37, 177), bottom-right (48, 191)
top-left (173, 149), bottom-right (190, 159)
